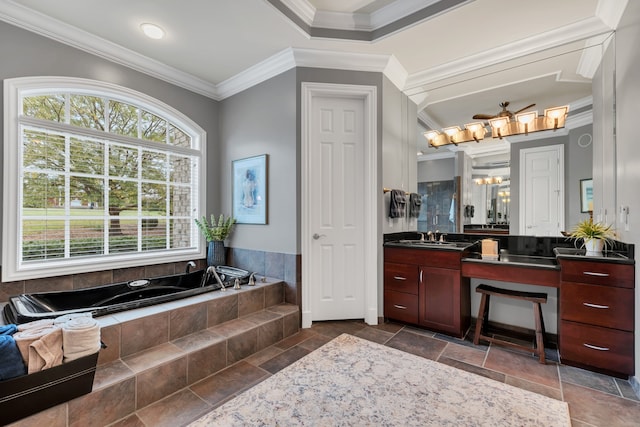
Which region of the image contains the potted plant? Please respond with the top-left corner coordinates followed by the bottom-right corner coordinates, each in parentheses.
top-left (195, 214), bottom-right (236, 266)
top-left (568, 218), bottom-right (615, 254)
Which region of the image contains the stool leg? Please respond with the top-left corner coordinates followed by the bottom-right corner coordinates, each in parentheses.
top-left (474, 294), bottom-right (490, 345)
top-left (533, 302), bottom-right (546, 364)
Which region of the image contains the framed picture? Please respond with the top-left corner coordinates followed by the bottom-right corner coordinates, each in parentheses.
top-left (580, 178), bottom-right (593, 213)
top-left (232, 154), bottom-right (268, 224)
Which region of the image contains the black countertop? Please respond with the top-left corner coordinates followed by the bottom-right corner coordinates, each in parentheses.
top-left (384, 232), bottom-right (635, 267)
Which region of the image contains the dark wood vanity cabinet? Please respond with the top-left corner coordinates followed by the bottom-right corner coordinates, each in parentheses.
top-left (558, 258), bottom-right (635, 377)
top-left (384, 247), bottom-right (470, 337)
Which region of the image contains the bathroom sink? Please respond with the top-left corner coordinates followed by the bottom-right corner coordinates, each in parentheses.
top-left (392, 240), bottom-right (472, 249)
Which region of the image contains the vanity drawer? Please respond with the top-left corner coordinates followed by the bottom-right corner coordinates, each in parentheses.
top-left (384, 262), bottom-right (419, 294)
top-left (559, 259), bottom-right (634, 288)
top-left (560, 320), bottom-right (634, 375)
top-left (384, 290), bottom-right (419, 324)
top-left (561, 282), bottom-right (634, 331)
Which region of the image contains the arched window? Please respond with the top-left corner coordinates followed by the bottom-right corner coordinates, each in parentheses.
top-left (3, 77), bottom-right (206, 281)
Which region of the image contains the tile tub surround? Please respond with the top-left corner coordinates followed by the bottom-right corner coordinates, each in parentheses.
top-left (0, 259), bottom-right (209, 303)
top-left (7, 279), bottom-right (299, 426)
top-left (11, 320), bottom-right (640, 426)
top-left (0, 249), bottom-right (302, 307)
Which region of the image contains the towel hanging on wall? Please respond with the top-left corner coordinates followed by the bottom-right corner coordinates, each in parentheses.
top-left (389, 189), bottom-right (406, 218)
top-left (409, 193), bottom-right (422, 218)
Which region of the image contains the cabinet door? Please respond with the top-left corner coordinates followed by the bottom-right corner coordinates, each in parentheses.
top-left (418, 266), bottom-right (460, 334)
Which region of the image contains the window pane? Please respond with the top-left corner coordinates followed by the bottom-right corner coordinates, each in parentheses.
top-left (142, 216), bottom-right (166, 251)
top-left (23, 130), bottom-right (65, 172)
top-left (142, 183), bottom-right (166, 214)
top-left (142, 150), bottom-right (167, 181)
top-left (170, 218), bottom-right (191, 248)
top-left (22, 219), bottom-right (65, 261)
top-left (70, 176), bottom-right (104, 210)
top-left (23, 95), bottom-right (65, 122)
top-left (169, 124), bottom-right (191, 148)
top-left (109, 145), bottom-right (138, 178)
top-left (70, 95), bottom-right (105, 130)
top-left (169, 184), bottom-right (191, 216)
top-left (170, 155), bottom-right (192, 183)
top-left (70, 137), bottom-right (105, 175)
top-left (108, 179), bottom-right (138, 214)
top-left (109, 100), bottom-right (138, 137)
top-left (70, 219), bottom-right (104, 257)
top-left (141, 110), bottom-right (166, 143)
top-left (23, 172), bottom-right (65, 210)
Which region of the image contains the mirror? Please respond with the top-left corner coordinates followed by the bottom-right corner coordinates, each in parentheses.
top-left (415, 33), bottom-right (614, 235)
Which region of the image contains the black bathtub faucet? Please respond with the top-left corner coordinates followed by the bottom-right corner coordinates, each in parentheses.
top-left (185, 261), bottom-right (196, 273)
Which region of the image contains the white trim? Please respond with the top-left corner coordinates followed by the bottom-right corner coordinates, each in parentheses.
top-left (0, 0), bottom-right (218, 99)
top-left (281, 0), bottom-right (451, 32)
top-left (518, 144), bottom-right (565, 235)
top-left (280, 0), bottom-right (316, 26)
top-left (216, 49), bottom-right (297, 100)
top-left (0, 0), bottom-right (622, 104)
top-left (405, 16), bottom-right (612, 90)
top-left (596, 0), bottom-right (628, 29)
top-left (3, 76), bottom-right (207, 282)
top-left (300, 82), bottom-right (378, 328)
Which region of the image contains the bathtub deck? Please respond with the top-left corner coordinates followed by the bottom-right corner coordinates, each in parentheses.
top-left (10, 278), bottom-right (299, 426)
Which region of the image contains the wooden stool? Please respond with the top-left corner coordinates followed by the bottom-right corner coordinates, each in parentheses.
top-left (473, 284), bottom-right (548, 364)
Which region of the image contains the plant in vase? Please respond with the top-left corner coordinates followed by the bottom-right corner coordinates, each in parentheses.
top-left (195, 214), bottom-right (236, 266)
top-left (568, 218), bottom-right (615, 254)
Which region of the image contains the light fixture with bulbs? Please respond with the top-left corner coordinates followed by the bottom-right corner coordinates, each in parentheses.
top-left (423, 105), bottom-right (569, 149)
top-left (474, 176), bottom-right (503, 185)
top-left (140, 23), bottom-right (165, 40)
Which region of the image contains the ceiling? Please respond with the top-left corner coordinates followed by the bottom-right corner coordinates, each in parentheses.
top-left (0, 0), bottom-right (626, 156)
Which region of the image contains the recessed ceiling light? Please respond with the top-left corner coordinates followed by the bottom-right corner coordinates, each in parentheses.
top-left (140, 23), bottom-right (165, 40)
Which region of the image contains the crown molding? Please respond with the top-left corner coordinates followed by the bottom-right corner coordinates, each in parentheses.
top-left (216, 49), bottom-right (297, 100)
top-left (280, 0), bottom-right (452, 32)
top-left (596, 0), bottom-right (628, 29)
top-left (280, 0), bottom-right (316, 26)
top-left (405, 16), bottom-right (612, 91)
top-left (0, 0), bottom-right (219, 99)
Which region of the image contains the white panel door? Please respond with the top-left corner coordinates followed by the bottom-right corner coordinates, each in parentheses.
top-left (520, 144), bottom-right (564, 236)
top-left (309, 95), bottom-right (365, 321)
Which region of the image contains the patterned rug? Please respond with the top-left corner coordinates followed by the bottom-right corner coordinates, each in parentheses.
top-left (189, 334), bottom-right (570, 426)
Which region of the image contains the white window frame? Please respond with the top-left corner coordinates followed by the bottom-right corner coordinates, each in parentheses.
top-left (3, 77), bottom-right (207, 281)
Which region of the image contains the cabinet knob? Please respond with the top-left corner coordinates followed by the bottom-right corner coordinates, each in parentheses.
top-left (393, 304), bottom-right (407, 310)
top-left (393, 276), bottom-right (407, 281)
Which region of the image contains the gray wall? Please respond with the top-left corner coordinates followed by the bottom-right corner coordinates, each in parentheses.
top-left (219, 69), bottom-right (297, 254)
top-left (509, 124), bottom-right (593, 234)
top-left (0, 21), bottom-right (219, 263)
top-left (417, 158), bottom-right (455, 182)
top-left (613, 0), bottom-right (640, 386)
top-left (382, 77), bottom-right (418, 234)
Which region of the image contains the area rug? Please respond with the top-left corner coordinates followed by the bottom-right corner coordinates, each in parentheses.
top-left (189, 334), bottom-right (570, 426)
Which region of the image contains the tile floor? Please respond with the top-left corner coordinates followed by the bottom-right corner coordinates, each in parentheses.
top-left (111, 320), bottom-right (640, 427)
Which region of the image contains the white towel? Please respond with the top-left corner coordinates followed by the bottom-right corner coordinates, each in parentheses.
top-left (54, 312), bottom-right (92, 325)
top-left (62, 316), bottom-right (101, 362)
top-left (17, 318), bottom-right (55, 332)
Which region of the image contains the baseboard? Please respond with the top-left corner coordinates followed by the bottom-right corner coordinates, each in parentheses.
top-left (629, 375), bottom-right (640, 398)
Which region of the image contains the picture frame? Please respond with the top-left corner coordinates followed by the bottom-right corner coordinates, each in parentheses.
top-left (232, 154), bottom-right (268, 224)
top-left (580, 178), bottom-right (593, 213)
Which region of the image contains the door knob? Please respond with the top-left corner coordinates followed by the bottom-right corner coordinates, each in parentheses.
top-left (313, 233), bottom-right (325, 240)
